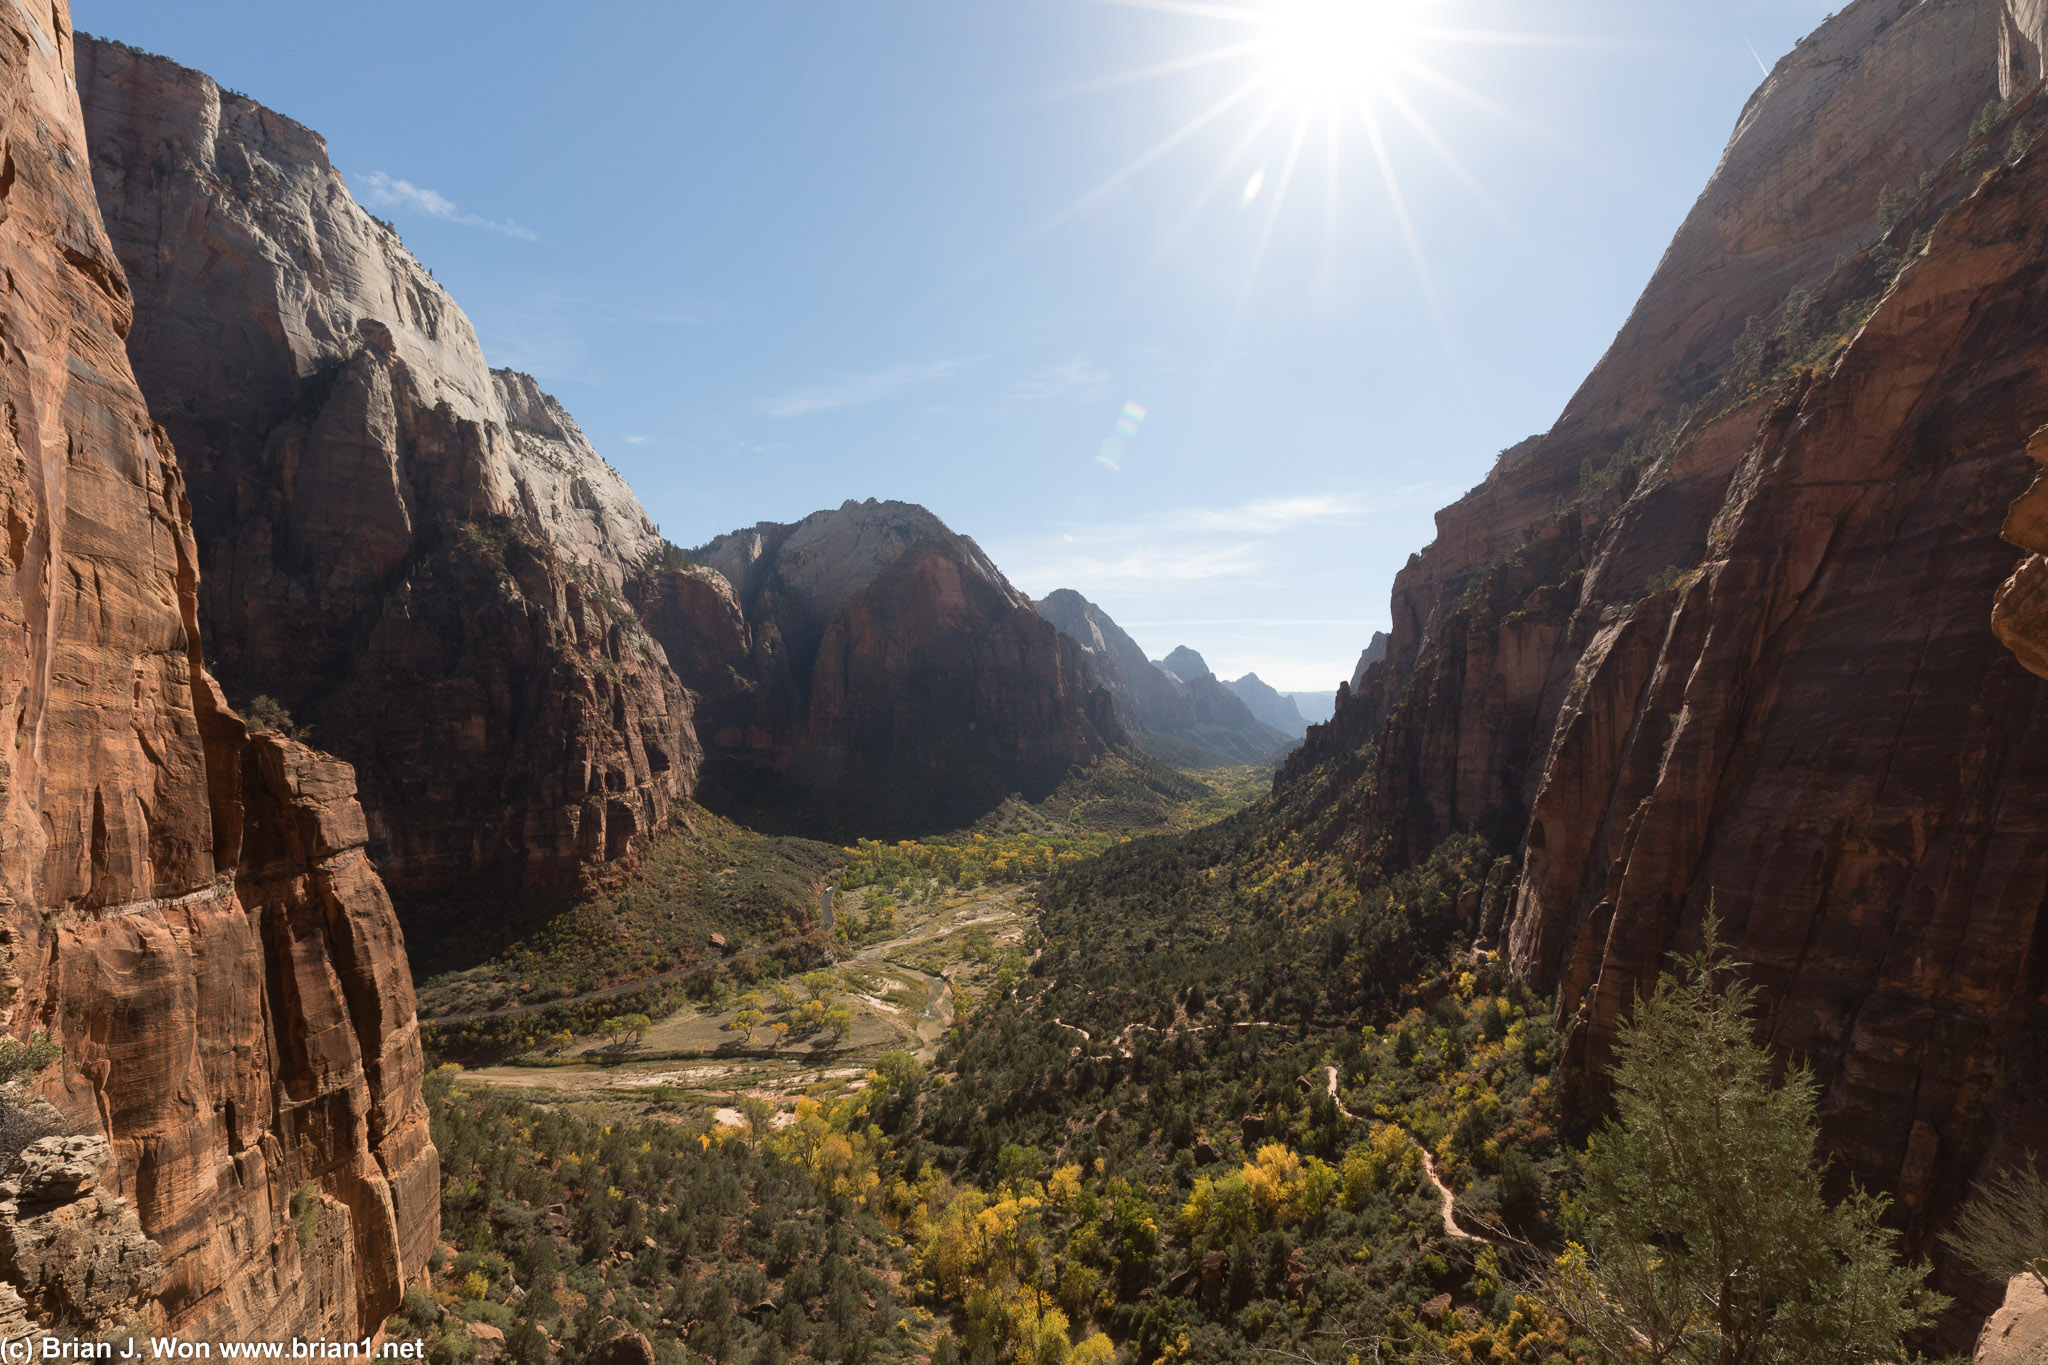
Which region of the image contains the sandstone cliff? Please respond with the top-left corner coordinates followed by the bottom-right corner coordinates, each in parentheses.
top-left (638, 502), bottom-right (1122, 834)
top-left (1034, 589), bottom-right (1291, 767)
top-left (1279, 0), bottom-right (2048, 1302)
top-left (0, 4), bottom-right (433, 1339)
top-left (76, 38), bottom-right (695, 906)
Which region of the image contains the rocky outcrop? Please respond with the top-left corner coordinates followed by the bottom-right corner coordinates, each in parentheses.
top-left (0, 1136), bottom-right (163, 1332)
top-left (0, 5), bottom-right (434, 1340)
top-left (1035, 590), bottom-right (1291, 767)
top-left (1279, 0), bottom-right (2048, 1307)
top-left (640, 502), bottom-right (1122, 834)
top-left (1350, 632), bottom-right (1388, 692)
top-left (76, 37), bottom-right (694, 903)
top-left (1973, 1274), bottom-right (2048, 1364)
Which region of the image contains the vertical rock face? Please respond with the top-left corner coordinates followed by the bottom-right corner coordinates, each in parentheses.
top-left (1281, 0), bottom-right (2048, 1280)
top-left (0, 2), bottom-right (433, 1341)
top-left (1035, 590), bottom-right (1291, 766)
top-left (640, 502), bottom-right (1122, 834)
top-left (76, 37), bottom-right (696, 901)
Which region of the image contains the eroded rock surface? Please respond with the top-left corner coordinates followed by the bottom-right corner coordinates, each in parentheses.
top-left (0, 1136), bottom-right (163, 1331)
top-left (1973, 1274), bottom-right (2048, 1364)
top-left (77, 37), bottom-right (694, 901)
top-left (0, 5), bottom-right (434, 1340)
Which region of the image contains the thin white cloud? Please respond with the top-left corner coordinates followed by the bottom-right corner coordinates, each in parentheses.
top-left (1157, 486), bottom-right (1454, 534)
top-left (763, 360), bottom-right (971, 419)
top-left (1003, 357), bottom-right (1110, 412)
top-left (623, 434), bottom-right (653, 446)
top-left (356, 171), bottom-right (537, 241)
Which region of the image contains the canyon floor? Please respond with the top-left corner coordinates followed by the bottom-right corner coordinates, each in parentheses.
top-left (451, 881), bottom-right (1030, 1122)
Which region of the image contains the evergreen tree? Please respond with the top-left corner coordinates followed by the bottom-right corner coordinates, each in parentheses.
top-left (1545, 920), bottom-right (1945, 1364)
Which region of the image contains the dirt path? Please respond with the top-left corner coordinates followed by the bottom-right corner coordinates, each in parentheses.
top-left (1325, 1065), bottom-right (1489, 1245)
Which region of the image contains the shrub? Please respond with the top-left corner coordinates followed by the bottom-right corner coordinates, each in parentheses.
top-left (289, 1183), bottom-right (322, 1249)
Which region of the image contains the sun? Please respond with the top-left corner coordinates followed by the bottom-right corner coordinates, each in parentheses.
top-left (1262, 0), bottom-right (1422, 103)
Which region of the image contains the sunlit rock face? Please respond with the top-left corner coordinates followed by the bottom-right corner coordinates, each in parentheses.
top-left (0, 5), bottom-right (434, 1341)
top-left (77, 37), bottom-right (696, 901)
top-left (638, 501), bottom-right (1124, 835)
top-left (1972, 1275), bottom-right (2048, 1364)
top-left (1279, 0), bottom-right (2048, 1322)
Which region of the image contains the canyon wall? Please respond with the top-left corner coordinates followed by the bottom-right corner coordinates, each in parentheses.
top-left (0, 2), bottom-right (432, 1339)
top-left (640, 502), bottom-right (1123, 835)
top-left (1281, 0), bottom-right (2046, 1277)
top-left (76, 38), bottom-right (695, 904)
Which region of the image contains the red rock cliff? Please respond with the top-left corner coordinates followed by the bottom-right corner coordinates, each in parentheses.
top-left (1280, 0), bottom-right (2047, 1289)
top-left (75, 37), bottom-right (696, 904)
top-left (0, 2), bottom-right (434, 1339)
top-left (640, 501), bottom-right (1122, 835)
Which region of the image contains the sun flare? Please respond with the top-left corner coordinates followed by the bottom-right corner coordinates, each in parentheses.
top-left (1263, 0), bottom-right (1420, 102)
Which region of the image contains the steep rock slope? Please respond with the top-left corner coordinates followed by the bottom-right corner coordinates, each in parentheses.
top-left (0, 4), bottom-right (432, 1339)
top-left (1034, 590), bottom-right (1291, 766)
top-left (1281, 0), bottom-right (2047, 1270)
top-left (641, 502), bottom-right (1122, 834)
top-left (77, 38), bottom-right (695, 903)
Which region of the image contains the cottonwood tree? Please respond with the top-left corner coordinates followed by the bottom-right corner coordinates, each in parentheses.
top-left (1542, 921), bottom-right (1945, 1365)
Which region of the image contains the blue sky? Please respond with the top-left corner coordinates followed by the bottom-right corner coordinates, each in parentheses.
top-left (76, 0), bottom-right (1836, 692)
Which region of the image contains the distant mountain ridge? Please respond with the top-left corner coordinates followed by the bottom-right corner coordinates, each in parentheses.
top-left (1036, 591), bottom-right (1292, 767)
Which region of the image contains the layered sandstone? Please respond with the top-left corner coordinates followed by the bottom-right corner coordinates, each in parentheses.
top-left (1035, 590), bottom-right (1291, 766)
top-left (641, 502), bottom-right (1122, 834)
top-left (76, 38), bottom-right (694, 901)
top-left (0, 3), bottom-right (433, 1340)
top-left (1280, 0), bottom-right (2048, 1301)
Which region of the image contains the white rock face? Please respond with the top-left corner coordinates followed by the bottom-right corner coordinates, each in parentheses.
top-left (79, 36), bottom-right (663, 588)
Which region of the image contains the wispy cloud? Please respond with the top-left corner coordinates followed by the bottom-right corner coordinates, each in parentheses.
top-left (763, 360), bottom-right (971, 419)
top-left (1011, 543), bottom-right (1264, 584)
top-left (1159, 493), bottom-right (1368, 534)
top-left (1003, 357), bottom-right (1110, 412)
top-left (622, 434), bottom-right (653, 446)
top-left (356, 171), bottom-right (537, 241)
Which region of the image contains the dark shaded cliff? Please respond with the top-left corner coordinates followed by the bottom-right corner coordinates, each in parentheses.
top-left (77, 38), bottom-right (696, 906)
top-left (1278, 0), bottom-right (2047, 1298)
top-left (0, 4), bottom-right (433, 1339)
top-left (636, 502), bottom-right (1123, 835)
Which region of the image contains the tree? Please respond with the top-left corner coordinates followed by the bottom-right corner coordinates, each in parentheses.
top-left (733, 1008), bottom-right (766, 1042)
top-left (1943, 1156), bottom-right (2048, 1293)
top-left (824, 1004), bottom-right (854, 1043)
top-left (1542, 920), bottom-right (1946, 1364)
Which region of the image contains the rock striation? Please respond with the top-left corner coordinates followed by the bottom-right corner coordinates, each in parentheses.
top-left (76, 37), bottom-right (695, 903)
top-left (0, 4), bottom-right (434, 1340)
top-left (1035, 590), bottom-right (1292, 767)
top-left (634, 502), bottom-right (1121, 834)
top-left (1279, 0), bottom-right (2048, 1313)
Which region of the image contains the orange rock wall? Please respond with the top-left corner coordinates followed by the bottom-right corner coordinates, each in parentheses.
top-left (0, 2), bottom-right (433, 1338)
